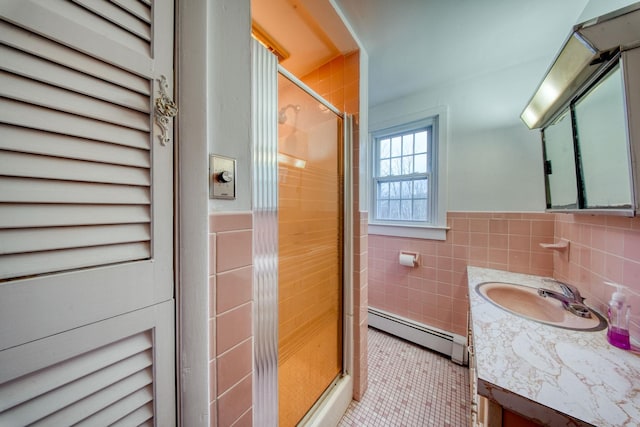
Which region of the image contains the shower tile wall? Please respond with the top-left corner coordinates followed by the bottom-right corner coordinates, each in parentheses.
top-left (301, 51), bottom-right (368, 399)
top-left (209, 212), bottom-right (254, 427)
top-left (368, 212), bottom-right (555, 336)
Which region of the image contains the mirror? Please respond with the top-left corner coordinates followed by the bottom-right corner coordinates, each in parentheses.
top-left (574, 66), bottom-right (632, 209)
top-left (543, 111), bottom-right (578, 209)
top-left (541, 62), bottom-right (634, 214)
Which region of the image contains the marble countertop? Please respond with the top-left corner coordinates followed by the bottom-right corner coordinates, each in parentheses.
top-left (467, 266), bottom-right (640, 427)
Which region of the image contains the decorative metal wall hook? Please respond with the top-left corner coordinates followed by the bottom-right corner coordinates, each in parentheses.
top-left (154, 75), bottom-right (178, 146)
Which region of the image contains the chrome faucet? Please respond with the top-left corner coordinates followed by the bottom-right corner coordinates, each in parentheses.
top-left (538, 281), bottom-right (592, 318)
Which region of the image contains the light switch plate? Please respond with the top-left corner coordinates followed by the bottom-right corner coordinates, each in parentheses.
top-left (209, 154), bottom-right (236, 199)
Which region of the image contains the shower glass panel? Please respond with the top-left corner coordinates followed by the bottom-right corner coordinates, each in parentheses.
top-left (277, 73), bottom-right (344, 427)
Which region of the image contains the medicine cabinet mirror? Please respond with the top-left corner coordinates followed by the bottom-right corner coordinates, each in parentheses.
top-left (523, 3), bottom-right (640, 216)
top-left (542, 62), bottom-right (634, 215)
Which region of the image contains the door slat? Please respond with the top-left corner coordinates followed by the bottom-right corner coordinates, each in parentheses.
top-left (0, 204), bottom-right (150, 229)
top-left (0, 124), bottom-right (150, 168)
top-left (0, 177), bottom-right (151, 205)
top-left (0, 21), bottom-right (150, 95)
top-left (0, 151), bottom-right (150, 186)
top-left (72, 0), bottom-right (151, 41)
top-left (0, 242), bottom-right (150, 280)
top-left (0, 45), bottom-right (150, 113)
top-left (110, 0), bottom-right (151, 24)
top-left (0, 72), bottom-right (151, 131)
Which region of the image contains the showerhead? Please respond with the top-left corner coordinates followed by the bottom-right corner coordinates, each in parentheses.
top-left (278, 104), bottom-right (301, 124)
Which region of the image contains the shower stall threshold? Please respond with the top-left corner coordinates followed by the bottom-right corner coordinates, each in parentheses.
top-left (297, 374), bottom-right (353, 427)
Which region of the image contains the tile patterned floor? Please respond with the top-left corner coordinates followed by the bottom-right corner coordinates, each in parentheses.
top-left (339, 327), bottom-right (470, 427)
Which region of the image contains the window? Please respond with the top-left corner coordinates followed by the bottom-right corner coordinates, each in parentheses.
top-left (369, 113), bottom-right (447, 240)
top-left (374, 124), bottom-right (432, 222)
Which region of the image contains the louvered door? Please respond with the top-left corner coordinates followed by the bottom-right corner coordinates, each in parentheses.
top-left (0, 0), bottom-right (176, 424)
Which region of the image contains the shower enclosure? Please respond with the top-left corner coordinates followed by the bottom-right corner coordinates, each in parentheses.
top-left (252, 38), bottom-right (352, 426)
top-left (277, 72), bottom-right (344, 426)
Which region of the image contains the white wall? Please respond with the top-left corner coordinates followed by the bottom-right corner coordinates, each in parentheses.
top-left (578, 0), bottom-right (638, 22)
top-left (370, 57), bottom-right (548, 212)
top-left (208, 0), bottom-right (252, 212)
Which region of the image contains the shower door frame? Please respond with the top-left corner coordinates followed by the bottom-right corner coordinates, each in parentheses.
top-left (252, 57), bottom-right (354, 426)
top-left (277, 65), bottom-right (354, 426)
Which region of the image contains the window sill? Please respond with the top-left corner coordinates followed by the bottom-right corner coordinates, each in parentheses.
top-left (368, 223), bottom-right (449, 241)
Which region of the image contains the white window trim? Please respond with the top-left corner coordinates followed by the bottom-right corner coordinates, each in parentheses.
top-left (368, 106), bottom-right (449, 240)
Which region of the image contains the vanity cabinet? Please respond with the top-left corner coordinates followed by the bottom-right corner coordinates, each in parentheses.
top-left (468, 318), bottom-right (540, 427)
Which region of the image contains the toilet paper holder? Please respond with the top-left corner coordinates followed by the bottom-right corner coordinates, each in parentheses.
top-left (399, 251), bottom-right (420, 267)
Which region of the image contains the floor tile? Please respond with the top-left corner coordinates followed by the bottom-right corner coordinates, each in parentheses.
top-left (339, 327), bottom-right (470, 427)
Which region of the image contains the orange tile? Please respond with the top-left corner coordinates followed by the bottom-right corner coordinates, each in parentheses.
top-left (437, 256), bottom-right (453, 271)
top-left (604, 254), bottom-right (624, 283)
top-left (217, 338), bottom-right (252, 395)
top-left (624, 231), bottom-right (640, 261)
top-left (488, 248), bottom-right (508, 264)
top-left (318, 62), bottom-right (331, 81)
top-left (217, 374), bottom-right (252, 426)
top-left (469, 219), bottom-right (489, 233)
top-left (605, 228), bottom-right (626, 257)
top-left (508, 234), bottom-right (530, 252)
top-left (531, 219), bottom-right (554, 237)
top-left (231, 409), bottom-right (252, 427)
top-left (345, 81), bottom-right (359, 105)
top-left (508, 219), bottom-right (531, 236)
top-left (469, 247), bottom-right (488, 263)
top-left (216, 230), bottom-right (252, 273)
top-left (489, 218), bottom-right (508, 234)
top-left (489, 233), bottom-right (508, 249)
top-left (209, 212), bottom-right (253, 232)
top-left (451, 217), bottom-right (469, 232)
top-left (531, 252), bottom-right (553, 271)
top-left (452, 245), bottom-right (469, 260)
top-left (451, 231), bottom-right (469, 246)
top-left (216, 303), bottom-right (252, 355)
top-left (591, 227), bottom-right (607, 251)
top-left (469, 232), bottom-right (489, 248)
top-left (508, 250), bottom-right (530, 269)
top-left (217, 266), bottom-right (253, 314)
top-left (331, 67), bottom-right (345, 92)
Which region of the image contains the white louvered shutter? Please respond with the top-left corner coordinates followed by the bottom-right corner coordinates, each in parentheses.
top-left (0, 0), bottom-right (176, 424)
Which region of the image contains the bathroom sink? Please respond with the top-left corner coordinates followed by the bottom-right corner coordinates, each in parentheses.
top-left (476, 282), bottom-right (607, 331)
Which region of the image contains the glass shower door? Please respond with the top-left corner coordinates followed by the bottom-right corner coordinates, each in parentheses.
top-left (277, 73), bottom-right (344, 426)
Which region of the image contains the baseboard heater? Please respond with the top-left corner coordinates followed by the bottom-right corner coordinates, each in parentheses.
top-left (368, 307), bottom-right (467, 365)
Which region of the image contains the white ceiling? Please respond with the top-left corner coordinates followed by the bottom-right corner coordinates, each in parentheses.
top-left (253, 0), bottom-right (597, 112)
top-left (333, 0), bottom-right (590, 107)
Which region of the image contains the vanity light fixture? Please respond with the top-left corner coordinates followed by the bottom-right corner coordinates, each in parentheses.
top-left (521, 3), bottom-right (640, 129)
top-left (521, 33), bottom-right (597, 129)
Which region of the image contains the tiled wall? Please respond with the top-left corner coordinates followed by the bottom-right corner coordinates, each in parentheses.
top-left (368, 212), bottom-right (556, 336)
top-left (209, 212), bottom-right (253, 427)
top-left (302, 51), bottom-right (368, 400)
top-left (368, 211), bottom-right (640, 344)
top-left (554, 214), bottom-right (640, 343)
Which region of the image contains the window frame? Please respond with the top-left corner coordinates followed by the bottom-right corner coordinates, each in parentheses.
top-left (368, 109), bottom-right (448, 240)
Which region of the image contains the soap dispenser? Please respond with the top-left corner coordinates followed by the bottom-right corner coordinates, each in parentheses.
top-left (604, 282), bottom-right (631, 350)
